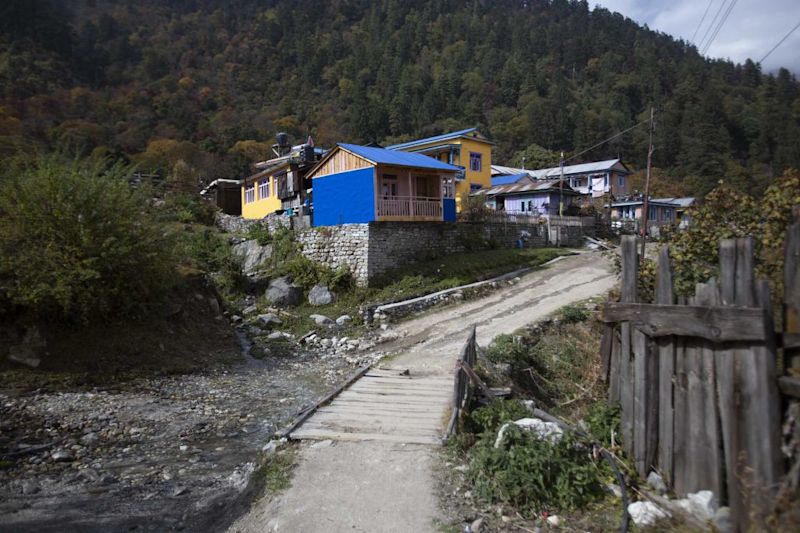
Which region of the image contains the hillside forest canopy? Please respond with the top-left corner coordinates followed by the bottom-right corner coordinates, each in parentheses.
top-left (1, 0), bottom-right (799, 198)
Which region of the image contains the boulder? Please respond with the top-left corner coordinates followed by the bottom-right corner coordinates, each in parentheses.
top-left (494, 418), bottom-right (563, 448)
top-left (257, 313), bottom-right (282, 327)
top-left (628, 501), bottom-right (667, 526)
top-left (308, 284), bottom-right (335, 306)
top-left (646, 471), bottom-right (667, 494)
top-left (265, 277), bottom-right (302, 307)
top-left (7, 326), bottom-right (45, 368)
top-left (336, 315), bottom-right (352, 326)
top-left (232, 239), bottom-right (273, 274)
top-left (310, 314), bottom-right (334, 326)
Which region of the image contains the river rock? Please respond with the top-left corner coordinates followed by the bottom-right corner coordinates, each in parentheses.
top-left (232, 239), bottom-right (273, 274)
top-left (646, 471), bottom-right (667, 494)
top-left (242, 304), bottom-right (259, 316)
top-left (336, 315), bottom-right (352, 326)
top-left (308, 284), bottom-right (335, 306)
top-left (265, 277), bottom-right (302, 307)
top-left (628, 501), bottom-right (667, 526)
top-left (310, 314), bottom-right (334, 326)
top-left (51, 450), bottom-right (75, 462)
top-left (257, 313), bottom-right (282, 327)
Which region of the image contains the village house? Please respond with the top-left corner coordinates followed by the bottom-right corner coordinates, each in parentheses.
top-left (610, 196), bottom-right (695, 230)
top-left (386, 128), bottom-right (493, 210)
top-left (474, 177), bottom-right (581, 216)
top-left (492, 158), bottom-right (631, 199)
top-left (305, 143), bottom-right (460, 227)
top-left (240, 134), bottom-right (322, 222)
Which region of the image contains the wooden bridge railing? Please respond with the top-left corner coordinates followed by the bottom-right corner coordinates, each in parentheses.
top-left (445, 326), bottom-right (477, 440)
top-left (599, 228), bottom-right (800, 532)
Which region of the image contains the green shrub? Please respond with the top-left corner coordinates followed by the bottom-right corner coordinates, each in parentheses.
top-left (177, 229), bottom-right (244, 293)
top-left (470, 399), bottom-right (532, 434)
top-left (467, 424), bottom-right (608, 515)
top-left (583, 402), bottom-right (621, 449)
top-left (0, 156), bottom-right (175, 323)
top-left (162, 194), bottom-right (217, 225)
top-left (559, 305), bottom-right (588, 324)
top-left (247, 224), bottom-right (272, 245)
top-left (484, 334), bottom-right (529, 366)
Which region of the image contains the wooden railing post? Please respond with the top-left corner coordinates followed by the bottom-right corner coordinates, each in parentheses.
top-left (619, 235), bottom-right (637, 460)
top-left (785, 211), bottom-right (800, 369)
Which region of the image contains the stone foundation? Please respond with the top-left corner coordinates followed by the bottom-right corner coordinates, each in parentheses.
top-left (295, 220), bottom-right (590, 286)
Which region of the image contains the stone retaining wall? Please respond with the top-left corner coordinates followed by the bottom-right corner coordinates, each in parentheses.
top-left (297, 224), bottom-right (370, 282)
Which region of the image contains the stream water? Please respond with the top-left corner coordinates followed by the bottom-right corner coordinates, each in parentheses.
top-left (0, 331), bottom-right (356, 532)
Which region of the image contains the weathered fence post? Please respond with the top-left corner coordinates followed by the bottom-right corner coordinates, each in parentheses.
top-left (655, 246), bottom-right (675, 485)
top-left (785, 210), bottom-right (800, 370)
top-left (716, 237), bottom-right (782, 531)
top-left (619, 235), bottom-right (637, 458)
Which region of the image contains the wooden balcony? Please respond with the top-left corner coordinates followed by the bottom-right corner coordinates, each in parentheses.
top-left (377, 195), bottom-right (442, 220)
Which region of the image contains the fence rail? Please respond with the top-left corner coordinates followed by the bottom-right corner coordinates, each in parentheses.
top-left (376, 195), bottom-right (442, 218)
top-left (598, 227), bottom-right (800, 532)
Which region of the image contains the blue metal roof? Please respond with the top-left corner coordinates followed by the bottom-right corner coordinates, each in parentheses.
top-left (491, 173), bottom-right (530, 186)
top-left (384, 128), bottom-right (480, 151)
top-left (339, 143), bottom-right (460, 171)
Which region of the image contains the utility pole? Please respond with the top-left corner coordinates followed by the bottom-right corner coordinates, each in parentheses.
top-left (640, 106), bottom-right (655, 259)
top-left (559, 151), bottom-right (565, 217)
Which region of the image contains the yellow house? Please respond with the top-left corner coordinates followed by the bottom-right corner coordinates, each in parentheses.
top-left (386, 127), bottom-right (493, 210)
top-left (241, 165), bottom-right (283, 219)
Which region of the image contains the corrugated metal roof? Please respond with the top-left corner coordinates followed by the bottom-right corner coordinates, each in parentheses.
top-left (339, 143), bottom-right (460, 171)
top-left (652, 197), bottom-right (696, 207)
top-left (491, 159), bottom-right (627, 179)
top-left (491, 173), bottom-right (531, 186)
top-left (474, 179), bottom-right (579, 197)
top-left (385, 128), bottom-right (482, 150)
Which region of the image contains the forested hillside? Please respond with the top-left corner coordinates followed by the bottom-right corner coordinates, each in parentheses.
top-left (1, 0), bottom-right (799, 196)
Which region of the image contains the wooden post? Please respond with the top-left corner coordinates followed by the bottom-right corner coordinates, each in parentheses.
top-left (620, 235), bottom-right (638, 457)
top-left (716, 238), bottom-right (783, 531)
top-left (785, 211), bottom-right (800, 369)
top-left (655, 246), bottom-right (675, 485)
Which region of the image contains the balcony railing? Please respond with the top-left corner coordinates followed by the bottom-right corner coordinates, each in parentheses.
top-left (377, 196), bottom-right (442, 218)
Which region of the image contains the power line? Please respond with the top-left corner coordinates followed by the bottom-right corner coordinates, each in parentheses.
top-left (701, 0), bottom-right (739, 56)
top-left (758, 19), bottom-right (800, 65)
top-left (697, 0), bottom-right (729, 53)
top-left (691, 0), bottom-right (715, 44)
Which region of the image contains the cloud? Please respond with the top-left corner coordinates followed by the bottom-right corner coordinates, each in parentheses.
top-left (592, 0), bottom-right (800, 73)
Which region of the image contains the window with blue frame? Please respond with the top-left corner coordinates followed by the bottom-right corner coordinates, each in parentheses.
top-left (469, 152), bottom-right (482, 172)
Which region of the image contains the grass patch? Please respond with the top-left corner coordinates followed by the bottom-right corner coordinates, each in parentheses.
top-left (252, 446), bottom-right (297, 496)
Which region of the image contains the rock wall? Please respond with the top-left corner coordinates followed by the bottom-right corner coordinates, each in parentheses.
top-left (297, 224), bottom-right (370, 282)
top-left (297, 221), bottom-right (553, 285)
top-left (215, 212), bottom-right (291, 234)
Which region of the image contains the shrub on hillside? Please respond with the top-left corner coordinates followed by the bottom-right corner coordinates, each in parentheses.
top-left (0, 157), bottom-right (175, 323)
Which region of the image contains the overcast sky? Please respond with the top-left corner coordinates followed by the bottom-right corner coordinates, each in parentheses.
top-left (593, 0), bottom-right (800, 74)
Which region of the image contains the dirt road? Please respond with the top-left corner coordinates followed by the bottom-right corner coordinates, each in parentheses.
top-left (229, 250), bottom-right (616, 533)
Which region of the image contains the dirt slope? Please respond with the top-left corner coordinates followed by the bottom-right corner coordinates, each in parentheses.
top-left (229, 250), bottom-right (615, 533)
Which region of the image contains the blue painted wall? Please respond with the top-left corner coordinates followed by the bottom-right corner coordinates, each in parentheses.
top-left (313, 167), bottom-right (376, 227)
top-left (443, 198), bottom-right (456, 222)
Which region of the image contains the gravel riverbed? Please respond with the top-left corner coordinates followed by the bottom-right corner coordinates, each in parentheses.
top-left (0, 333), bottom-right (383, 532)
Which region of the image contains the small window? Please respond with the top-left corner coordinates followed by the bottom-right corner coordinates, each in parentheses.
top-left (469, 152), bottom-right (482, 172)
top-left (649, 206), bottom-right (657, 220)
top-left (258, 178), bottom-right (269, 199)
top-left (618, 175), bottom-right (625, 187)
top-left (442, 177), bottom-right (454, 199)
top-left (244, 184), bottom-right (255, 204)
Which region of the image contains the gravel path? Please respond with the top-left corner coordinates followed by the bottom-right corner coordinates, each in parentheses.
top-left (229, 251), bottom-right (616, 533)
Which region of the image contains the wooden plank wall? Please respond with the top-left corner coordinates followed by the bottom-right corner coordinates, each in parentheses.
top-left (312, 149), bottom-right (372, 178)
top-left (604, 233), bottom-right (791, 532)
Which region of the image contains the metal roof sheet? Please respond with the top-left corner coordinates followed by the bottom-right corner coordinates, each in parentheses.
top-left (475, 179), bottom-right (579, 197)
top-left (491, 173), bottom-right (531, 186)
top-left (491, 159), bottom-right (627, 179)
top-left (652, 197), bottom-right (696, 207)
top-left (385, 128), bottom-right (481, 150)
top-left (339, 143), bottom-right (460, 171)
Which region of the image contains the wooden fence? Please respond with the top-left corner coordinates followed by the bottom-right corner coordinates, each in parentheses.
top-left (599, 227), bottom-right (800, 531)
top-left (446, 326), bottom-right (477, 439)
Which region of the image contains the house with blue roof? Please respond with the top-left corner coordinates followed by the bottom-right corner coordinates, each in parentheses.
top-left (305, 143), bottom-right (460, 227)
top-left (386, 128), bottom-right (493, 210)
